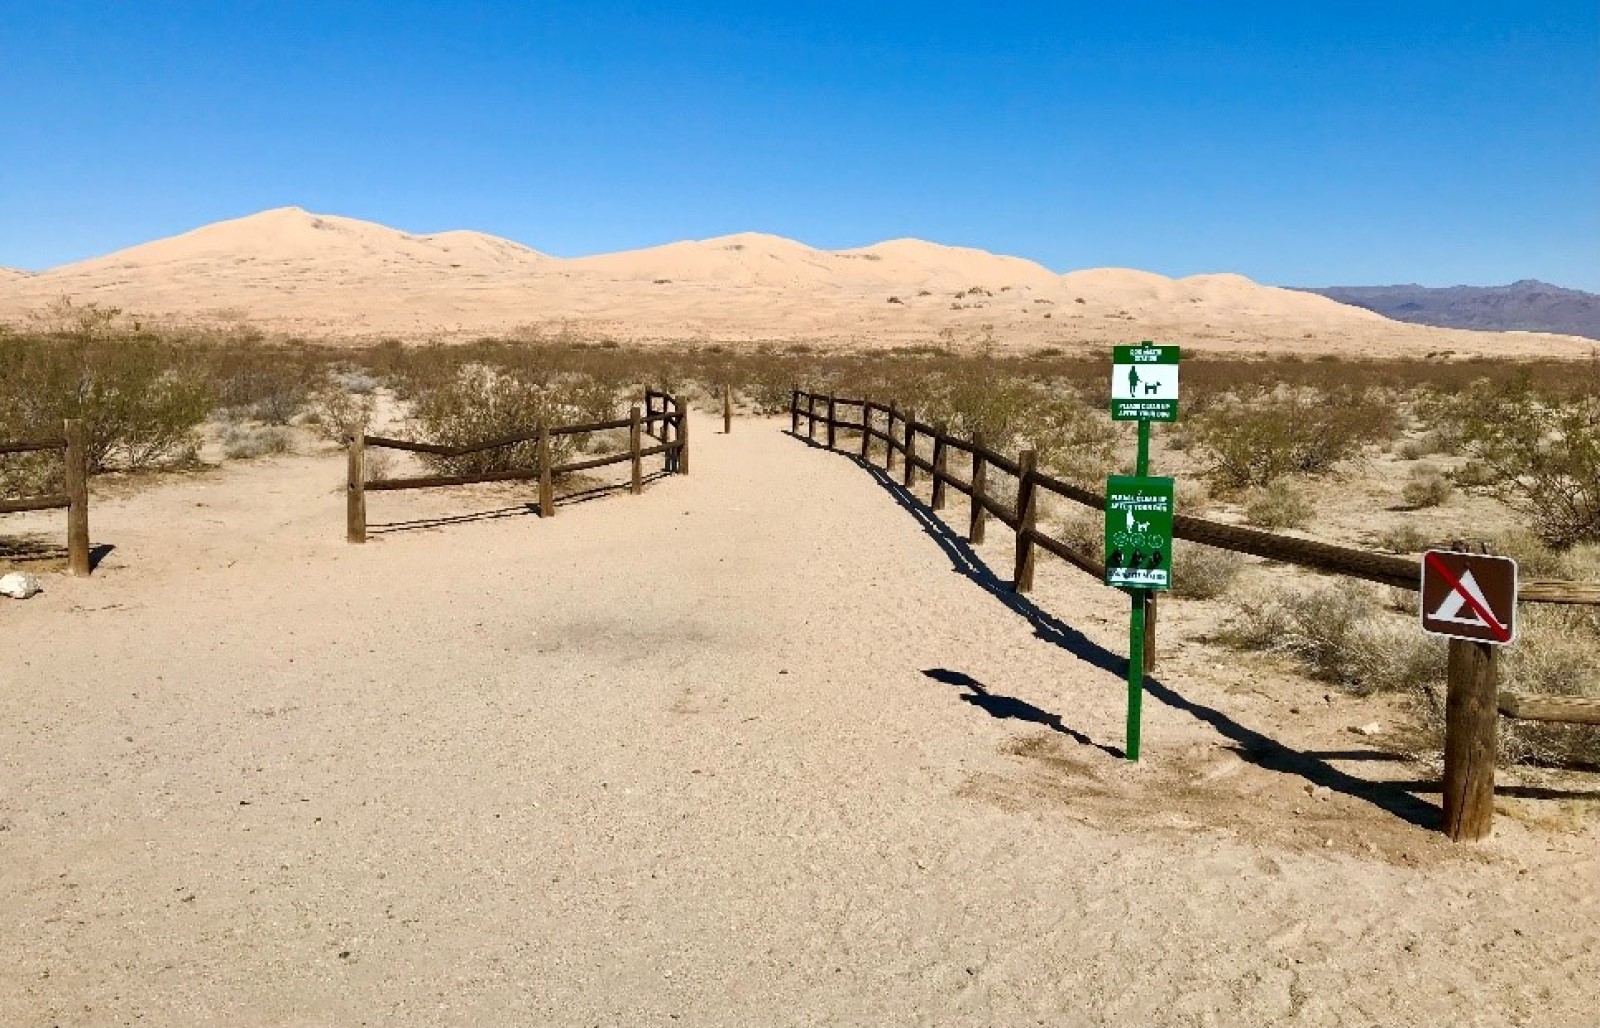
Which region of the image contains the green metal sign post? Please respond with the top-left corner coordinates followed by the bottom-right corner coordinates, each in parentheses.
top-left (1107, 342), bottom-right (1180, 761)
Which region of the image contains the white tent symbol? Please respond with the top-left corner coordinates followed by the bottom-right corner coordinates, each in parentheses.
top-left (1429, 569), bottom-right (1503, 628)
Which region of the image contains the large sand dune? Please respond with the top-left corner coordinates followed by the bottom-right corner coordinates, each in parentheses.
top-left (0, 206), bottom-right (1591, 357)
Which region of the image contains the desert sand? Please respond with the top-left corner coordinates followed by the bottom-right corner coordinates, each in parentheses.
top-left (2, 207), bottom-right (1592, 358)
top-left (3, 414), bottom-right (1597, 1026)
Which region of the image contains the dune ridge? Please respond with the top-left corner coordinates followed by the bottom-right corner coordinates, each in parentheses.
top-left (0, 206), bottom-right (1588, 356)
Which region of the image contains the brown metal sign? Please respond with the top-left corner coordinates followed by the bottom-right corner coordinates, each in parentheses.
top-left (1420, 550), bottom-right (1518, 645)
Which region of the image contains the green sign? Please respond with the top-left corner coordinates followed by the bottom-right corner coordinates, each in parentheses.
top-left (1104, 475), bottom-right (1174, 591)
top-left (1111, 343), bottom-right (1180, 422)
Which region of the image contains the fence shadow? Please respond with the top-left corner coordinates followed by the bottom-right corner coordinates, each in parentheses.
top-left (794, 433), bottom-right (1444, 832)
top-left (369, 471), bottom-right (671, 535)
top-left (924, 668), bottom-right (1125, 758)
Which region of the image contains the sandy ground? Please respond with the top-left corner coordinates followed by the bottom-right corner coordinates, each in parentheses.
top-left (3, 413), bottom-right (1599, 1026)
top-left (4, 207), bottom-right (1593, 358)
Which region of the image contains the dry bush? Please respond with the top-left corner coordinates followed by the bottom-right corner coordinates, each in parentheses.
top-left (1191, 385), bottom-right (1397, 491)
top-left (1400, 464), bottom-right (1453, 508)
top-left (1221, 584), bottom-right (1445, 696)
top-left (1499, 605), bottom-right (1600, 767)
top-left (1170, 542), bottom-right (1246, 600)
top-left (221, 424), bottom-right (294, 460)
top-left (1244, 479), bottom-right (1313, 529)
top-left (1373, 522), bottom-right (1435, 555)
top-left (305, 385), bottom-right (377, 443)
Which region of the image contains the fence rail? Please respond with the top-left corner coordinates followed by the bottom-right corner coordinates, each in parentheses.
top-left (347, 392), bottom-right (687, 543)
top-left (790, 387), bottom-right (1600, 840)
top-left (0, 419), bottom-right (91, 576)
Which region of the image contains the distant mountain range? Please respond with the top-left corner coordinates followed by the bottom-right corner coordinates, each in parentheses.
top-left (1296, 281), bottom-right (1600, 341)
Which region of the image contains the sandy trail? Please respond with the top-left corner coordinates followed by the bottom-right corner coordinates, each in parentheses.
top-left (3, 415), bottom-right (1597, 1026)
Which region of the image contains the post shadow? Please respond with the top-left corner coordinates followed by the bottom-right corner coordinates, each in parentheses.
top-left (826, 441), bottom-right (1445, 831)
top-left (924, 668), bottom-right (1124, 758)
top-left (368, 470), bottom-right (672, 535)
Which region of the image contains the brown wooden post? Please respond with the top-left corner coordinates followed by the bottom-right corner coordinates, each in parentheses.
top-left (63, 418), bottom-right (91, 574)
top-left (807, 394), bottom-right (817, 441)
top-left (537, 422), bottom-right (555, 517)
top-left (345, 430), bottom-right (366, 544)
top-left (859, 402), bottom-right (872, 461)
top-left (629, 405), bottom-right (643, 495)
top-left (676, 398), bottom-right (690, 475)
top-left (969, 430), bottom-right (988, 545)
top-left (1142, 592), bottom-right (1158, 674)
top-left (723, 382), bottom-right (733, 435)
top-left (930, 423), bottom-right (949, 511)
top-left (1442, 638), bottom-right (1498, 841)
top-left (902, 409), bottom-right (917, 489)
top-left (1013, 449), bottom-right (1037, 593)
top-left (826, 396), bottom-right (837, 450)
top-left (885, 402), bottom-right (899, 472)
top-left (790, 387), bottom-right (800, 435)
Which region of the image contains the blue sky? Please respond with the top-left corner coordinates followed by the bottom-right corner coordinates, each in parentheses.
top-left (2, 2), bottom-right (1596, 287)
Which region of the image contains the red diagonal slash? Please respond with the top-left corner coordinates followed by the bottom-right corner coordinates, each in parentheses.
top-left (1424, 552), bottom-right (1511, 643)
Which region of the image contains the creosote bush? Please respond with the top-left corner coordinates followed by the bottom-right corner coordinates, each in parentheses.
top-left (1400, 464), bottom-right (1453, 509)
top-left (1244, 479), bottom-right (1313, 530)
top-left (1191, 385), bottom-right (1395, 491)
top-left (1170, 542), bottom-right (1246, 600)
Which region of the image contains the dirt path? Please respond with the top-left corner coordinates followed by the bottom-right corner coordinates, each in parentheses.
top-left (3, 414), bottom-right (1597, 1026)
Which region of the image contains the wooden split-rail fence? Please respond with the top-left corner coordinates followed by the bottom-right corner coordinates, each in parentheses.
top-left (346, 390), bottom-right (688, 543)
top-left (0, 419), bottom-right (92, 576)
top-left (792, 388), bottom-right (1600, 841)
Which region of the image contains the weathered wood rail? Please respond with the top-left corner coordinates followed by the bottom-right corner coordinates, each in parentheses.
top-left (791, 388), bottom-right (1600, 841)
top-left (0, 419), bottom-right (92, 576)
top-left (347, 392), bottom-right (687, 543)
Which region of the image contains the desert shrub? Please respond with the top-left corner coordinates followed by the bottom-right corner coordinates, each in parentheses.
top-left (1053, 510), bottom-right (1104, 561)
top-left (1191, 386), bottom-right (1397, 490)
top-left (1373, 522), bottom-right (1434, 555)
top-left (1499, 605), bottom-right (1600, 767)
top-left (1484, 529), bottom-right (1582, 578)
top-left (0, 333), bottom-right (213, 473)
top-left (1221, 584), bottom-right (1445, 695)
top-left (212, 356), bottom-right (315, 425)
top-left (407, 364), bottom-right (619, 476)
top-left (1450, 367), bottom-right (1600, 547)
top-left (305, 385), bottom-right (377, 443)
top-left (1244, 479), bottom-right (1313, 529)
top-left (1400, 465), bottom-right (1453, 508)
top-left (1170, 542), bottom-right (1246, 600)
top-left (221, 424), bottom-right (293, 460)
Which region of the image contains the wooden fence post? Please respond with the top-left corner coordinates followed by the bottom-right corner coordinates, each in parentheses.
top-left (791, 387), bottom-right (800, 435)
top-left (63, 418), bottom-right (91, 574)
top-left (807, 394), bottom-right (817, 441)
top-left (1443, 639), bottom-right (1498, 841)
top-left (538, 422), bottom-right (555, 517)
top-left (724, 383), bottom-right (733, 435)
top-left (826, 396), bottom-right (837, 450)
top-left (931, 423), bottom-right (948, 511)
top-left (676, 399), bottom-right (690, 475)
top-left (902, 410), bottom-right (917, 489)
top-left (1013, 449), bottom-right (1037, 593)
top-left (630, 405), bottom-right (643, 495)
top-left (860, 402), bottom-right (872, 461)
top-left (1143, 592), bottom-right (1157, 674)
top-left (969, 430), bottom-right (988, 545)
top-left (885, 402), bottom-right (899, 472)
top-left (345, 430), bottom-right (366, 544)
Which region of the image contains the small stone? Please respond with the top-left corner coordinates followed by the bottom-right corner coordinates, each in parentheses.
top-left (0, 572), bottom-right (42, 599)
top-left (1311, 785), bottom-right (1333, 802)
top-left (1352, 721), bottom-right (1384, 736)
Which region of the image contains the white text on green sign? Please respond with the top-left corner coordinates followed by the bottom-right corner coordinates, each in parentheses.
top-left (1104, 475), bottom-right (1174, 590)
top-left (1111, 343), bottom-right (1180, 422)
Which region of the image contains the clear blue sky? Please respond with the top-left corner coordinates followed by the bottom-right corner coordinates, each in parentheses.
top-left (2, 1), bottom-right (1596, 288)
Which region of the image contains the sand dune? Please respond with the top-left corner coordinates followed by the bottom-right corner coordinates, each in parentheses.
top-left (0, 206), bottom-right (1589, 357)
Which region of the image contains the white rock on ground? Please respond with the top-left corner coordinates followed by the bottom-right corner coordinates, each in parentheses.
top-left (0, 571), bottom-right (42, 599)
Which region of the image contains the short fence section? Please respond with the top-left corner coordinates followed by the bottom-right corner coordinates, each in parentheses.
top-left (791, 388), bottom-right (1600, 840)
top-left (347, 391), bottom-right (688, 543)
top-left (0, 419), bottom-right (92, 576)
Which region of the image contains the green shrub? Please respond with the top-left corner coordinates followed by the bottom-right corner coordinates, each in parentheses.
top-left (1451, 367), bottom-right (1600, 547)
top-left (407, 365), bottom-right (619, 476)
top-left (1373, 522), bottom-right (1434, 555)
top-left (1192, 386), bottom-right (1396, 490)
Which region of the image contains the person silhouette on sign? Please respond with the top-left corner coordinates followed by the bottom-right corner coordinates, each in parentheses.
top-left (1128, 365), bottom-right (1140, 396)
